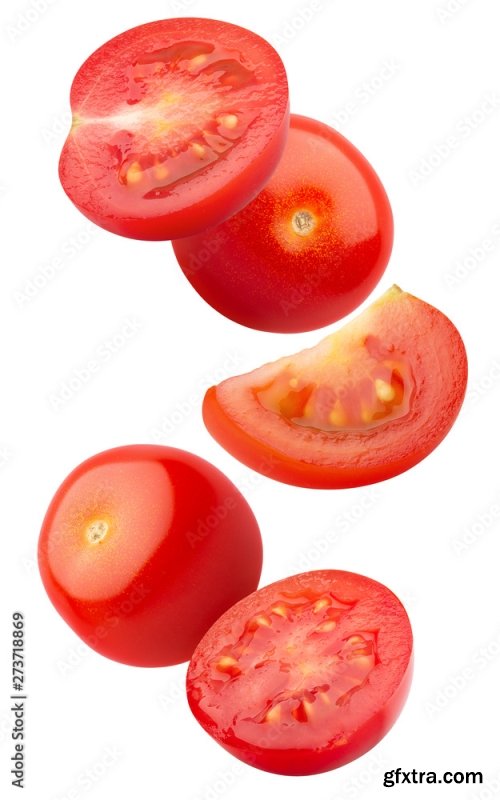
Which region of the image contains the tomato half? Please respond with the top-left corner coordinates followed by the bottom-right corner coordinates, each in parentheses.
top-left (187, 569), bottom-right (413, 776)
top-left (38, 445), bottom-right (262, 666)
top-left (203, 287), bottom-right (467, 488)
top-left (173, 114), bottom-right (393, 332)
top-left (59, 19), bottom-right (289, 240)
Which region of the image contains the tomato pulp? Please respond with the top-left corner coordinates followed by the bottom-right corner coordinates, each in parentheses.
top-left (38, 445), bottom-right (262, 666)
top-left (59, 18), bottom-right (289, 240)
top-left (203, 287), bottom-right (468, 488)
top-left (187, 570), bottom-right (413, 775)
top-left (173, 114), bottom-right (393, 332)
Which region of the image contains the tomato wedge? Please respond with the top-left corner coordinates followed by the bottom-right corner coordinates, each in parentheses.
top-left (203, 287), bottom-right (468, 488)
top-left (187, 569), bottom-right (413, 776)
top-left (59, 19), bottom-right (289, 240)
top-left (173, 114), bottom-right (393, 332)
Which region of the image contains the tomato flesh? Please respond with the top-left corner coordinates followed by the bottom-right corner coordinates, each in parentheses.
top-left (203, 286), bottom-right (468, 488)
top-left (59, 19), bottom-right (289, 240)
top-left (173, 114), bottom-right (393, 331)
top-left (187, 570), bottom-right (413, 776)
top-left (38, 445), bottom-right (262, 666)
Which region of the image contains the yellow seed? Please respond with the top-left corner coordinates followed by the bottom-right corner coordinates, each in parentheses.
top-left (265, 705), bottom-right (281, 723)
top-left (319, 691), bottom-right (331, 705)
top-left (347, 635), bottom-right (364, 645)
top-left (218, 113), bottom-right (238, 129)
top-left (191, 143), bottom-right (206, 158)
top-left (255, 614), bottom-right (271, 627)
top-left (289, 377), bottom-right (299, 389)
top-left (375, 378), bottom-right (395, 403)
top-left (271, 604), bottom-right (288, 617)
top-left (190, 54), bottom-right (207, 67)
top-left (303, 699), bottom-right (314, 718)
top-left (361, 405), bottom-right (373, 424)
top-left (350, 654), bottom-right (374, 669)
top-left (313, 597), bottom-right (331, 613)
top-left (316, 620), bottom-right (336, 633)
top-left (126, 162), bottom-right (142, 184)
top-left (154, 163), bottom-right (169, 180)
top-left (329, 407), bottom-right (346, 426)
top-left (217, 656), bottom-right (238, 670)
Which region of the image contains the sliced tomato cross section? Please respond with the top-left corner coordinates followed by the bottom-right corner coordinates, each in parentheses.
top-left (59, 19), bottom-right (289, 240)
top-left (203, 286), bottom-right (468, 488)
top-left (187, 570), bottom-right (413, 776)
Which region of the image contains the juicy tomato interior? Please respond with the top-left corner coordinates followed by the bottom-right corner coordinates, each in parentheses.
top-left (59, 19), bottom-right (289, 240)
top-left (173, 114), bottom-right (393, 332)
top-left (38, 445), bottom-right (262, 667)
top-left (203, 286), bottom-right (468, 488)
top-left (187, 570), bottom-right (413, 776)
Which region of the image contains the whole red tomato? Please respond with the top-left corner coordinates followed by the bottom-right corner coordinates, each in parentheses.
top-left (38, 445), bottom-right (262, 666)
top-left (173, 114), bottom-right (393, 332)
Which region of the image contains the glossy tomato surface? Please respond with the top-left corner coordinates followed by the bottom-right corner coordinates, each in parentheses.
top-left (38, 445), bottom-right (262, 666)
top-left (173, 114), bottom-right (393, 332)
top-left (59, 18), bottom-right (289, 240)
top-left (187, 570), bottom-right (413, 775)
top-left (203, 286), bottom-right (468, 488)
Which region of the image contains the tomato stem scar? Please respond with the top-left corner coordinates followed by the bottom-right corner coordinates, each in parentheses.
top-left (292, 210), bottom-right (316, 237)
top-left (86, 520), bottom-right (109, 545)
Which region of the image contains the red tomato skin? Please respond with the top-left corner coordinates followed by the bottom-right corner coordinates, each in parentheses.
top-left (173, 114), bottom-right (393, 332)
top-left (202, 291), bottom-right (468, 488)
top-left (38, 445), bottom-right (262, 667)
top-left (59, 19), bottom-right (289, 240)
top-left (187, 570), bottom-right (413, 776)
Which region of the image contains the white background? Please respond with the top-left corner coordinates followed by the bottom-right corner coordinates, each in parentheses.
top-left (1, 0), bottom-right (499, 798)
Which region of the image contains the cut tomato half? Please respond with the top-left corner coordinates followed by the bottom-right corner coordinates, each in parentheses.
top-left (59, 18), bottom-right (289, 240)
top-left (187, 569), bottom-right (413, 776)
top-left (203, 286), bottom-right (468, 488)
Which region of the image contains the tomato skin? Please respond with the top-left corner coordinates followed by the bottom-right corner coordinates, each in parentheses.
top-left (59, 18), bottom-right (289, 240)
top-left (38, 445), bottom-right (262, 667)
top-left (187, 570), bottom-right (413, 776)
top-left (202, 288), bottom-right (468, 488)
top-left (173, 114), bottom-right (393, 331)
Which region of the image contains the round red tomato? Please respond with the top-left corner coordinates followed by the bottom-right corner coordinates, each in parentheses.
top-left (38, 445), bottom-right (262, 666)
top-left (59, 19), bottom-right (289, 240)
top-left (187, 569), bottom-right (413, 776)
top-left (203, 286), bottom-right (468, 488)
top-left (173, 114), bottom-right (393, 332)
